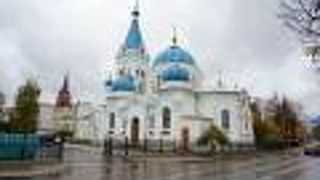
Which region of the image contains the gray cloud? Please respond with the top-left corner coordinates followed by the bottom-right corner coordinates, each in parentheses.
top-left (0, 0), bottom-right (319, 116)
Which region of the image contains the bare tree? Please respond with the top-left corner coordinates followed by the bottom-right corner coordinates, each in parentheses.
top-left (280, 0), bottom-right (320, 42)
top-left (280, 0), bottom-right (320, 66)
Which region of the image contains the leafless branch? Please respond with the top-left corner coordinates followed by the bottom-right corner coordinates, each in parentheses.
top-left (280, 0), bottom-right (320, 42)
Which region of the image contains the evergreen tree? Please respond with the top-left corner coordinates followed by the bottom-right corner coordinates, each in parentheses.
top-left (250, 96), bottom-right (305, 149)
top-left (10, 79), bottom-right (41, 133)
top-left (0, 91), bottom-right (7, 132)
top-left (197, 124), bottom-right (230, 154)
top-left (274, 97), bottom-right (304, 145)
top-left (250, 100), bottom-right (283, 149)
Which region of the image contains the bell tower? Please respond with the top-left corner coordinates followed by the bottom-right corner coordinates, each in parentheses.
top-left (107, 0), bottom-right (150, 94)
top-left (54, 74), bottom-right (74, 135)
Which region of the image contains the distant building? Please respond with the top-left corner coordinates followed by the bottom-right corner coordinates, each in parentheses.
top-left (53, 75), bottom-right (75, 134)
top-left (73, 102), bottom-right (106, 141)
top-left (37, 102), bottom-right (55, 133)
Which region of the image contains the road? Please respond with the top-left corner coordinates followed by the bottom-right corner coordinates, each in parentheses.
top-left (7, 145), bottom-right (320, 180)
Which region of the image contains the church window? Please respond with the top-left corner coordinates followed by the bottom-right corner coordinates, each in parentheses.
top-left (109, 112), bottom-right (115, 129)
top-left (156, 75), bottom-right (161, 88)
top-left (245, 120), bottom-right (249, 131)
top-left (161, 130), bottom-right (171, 135)
top-left (221, 109), bottom-right (230, 130)
top-left (138, 81), bottom-right (144, 92)
top-left (162, 107), bottom-right (171, 129)
top-left (141, 70), bottom-right (145, 78)
top-left (119, 69), bottom-right (124, 75)
top-left (149, 131), bottom-right (154, 136)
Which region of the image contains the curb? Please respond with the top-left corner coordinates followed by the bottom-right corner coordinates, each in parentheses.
top-left (126, 156), bottom-right (215, 163)
top-left (0, 163), bottom-right (67, 178)
top-left (124, 154), bottom-right (255, 163)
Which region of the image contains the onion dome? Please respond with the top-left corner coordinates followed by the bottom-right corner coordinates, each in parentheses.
top-left (161, 65), bottom-right (190, 81)
top-left (111, 74), bottom-right (136, 92)
top-left (153, 28), bottom-right (195, 67)
top-left (153, 45), bottom-right (195, 66)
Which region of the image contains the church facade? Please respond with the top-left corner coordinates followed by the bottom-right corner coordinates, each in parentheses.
top-left (101, 4), bottom-right (254, 149)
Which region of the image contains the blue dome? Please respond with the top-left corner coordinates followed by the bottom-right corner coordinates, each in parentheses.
top-left (111, 75), bottom-right (136, 92)
top-left (161, 66), bottom-right (190, 81)
top-left (153, 45), bottom-right (195, 66)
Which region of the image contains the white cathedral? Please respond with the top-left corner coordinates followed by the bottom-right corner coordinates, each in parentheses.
top-left (75, 3), bottom-right (254, 150)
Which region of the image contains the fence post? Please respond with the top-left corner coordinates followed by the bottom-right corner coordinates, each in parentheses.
top-left (57, 136), bottom-right (64, 160)
top-left (108, 137), bottom-right (113, 156)
top-left (159, 138), bottom-right (163, 153)
top-left (124, 136), bottom-right (129, 156)
top-left (172, 139), bottom-right (177, 154)
top-left (143, 138), bottom-right (148, 154)
top-left (103, 138), bottom-right (108, 155)
top-left (21, 134), bottom-right (27, 160)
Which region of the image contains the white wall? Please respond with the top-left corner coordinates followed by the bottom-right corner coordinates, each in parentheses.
top-left (196, 91), bottom-right (254, 144)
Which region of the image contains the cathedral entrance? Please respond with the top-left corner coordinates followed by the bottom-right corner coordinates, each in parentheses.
top-left (130, 117), bottom-right (140, 145)
top-left (181, 127), bottom-right (190, 153)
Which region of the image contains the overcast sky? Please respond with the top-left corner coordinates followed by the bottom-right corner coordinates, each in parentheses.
top-left (0, 0), bottom-right (319, 116)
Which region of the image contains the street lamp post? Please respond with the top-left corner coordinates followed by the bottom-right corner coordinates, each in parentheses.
top-left (119, 107), bottom-right (128, 156)
top-left (145, 102), bottom-right (154, 154)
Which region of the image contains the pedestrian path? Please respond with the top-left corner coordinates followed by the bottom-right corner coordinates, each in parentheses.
top-left (16, 145), bottom-right (319, 180)
top-left (93, 151), bottom-right (314, 180)
top-left (0, 161), bottom-right (66, 178)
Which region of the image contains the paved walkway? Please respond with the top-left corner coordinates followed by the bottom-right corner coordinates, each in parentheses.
top-left (58, 147), bottom-right (320, 180)
top-left (0, 144), bottom-right (312, 179)
top-left (0, 161), bottom-right (66, 178)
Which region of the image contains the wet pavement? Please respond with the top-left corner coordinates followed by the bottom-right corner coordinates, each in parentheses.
top-left (3, 145), bottom-right (320, 180)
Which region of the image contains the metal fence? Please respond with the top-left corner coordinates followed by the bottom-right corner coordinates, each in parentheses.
top-left (103, 137), bottom-right (180, 156)
top-left (103, 137), bottom-right (255, 157)
top-left (0, 133), bottom-right (64, 160)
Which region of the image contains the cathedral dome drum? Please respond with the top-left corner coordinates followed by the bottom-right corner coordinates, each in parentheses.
top-left (160, 65), bottom-right (190, 81)
top-left (109, 74), bottom-right (136, 92)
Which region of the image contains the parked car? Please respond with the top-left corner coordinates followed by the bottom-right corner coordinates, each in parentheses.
top-left (304, 145), bottom-right (320, 156)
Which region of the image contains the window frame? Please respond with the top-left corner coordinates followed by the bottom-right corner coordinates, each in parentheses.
top-left (162, 107), bottom-right (171, 129)
top-left (221, 109), bottom-right (230, 130)
top-left (109, 112), bottom-right (116, 129)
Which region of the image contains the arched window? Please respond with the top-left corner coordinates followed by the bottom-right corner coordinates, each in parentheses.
top-left (162, 107), bottom-right (171, 129)
top-left (245, 121), bottom-right (249, 131)
top-left (221, 109), bottom-right (230, 130)
top-left (109, 112), bottom-right (115, 129)
top-left (119, 69), bottom-right (124, 75)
